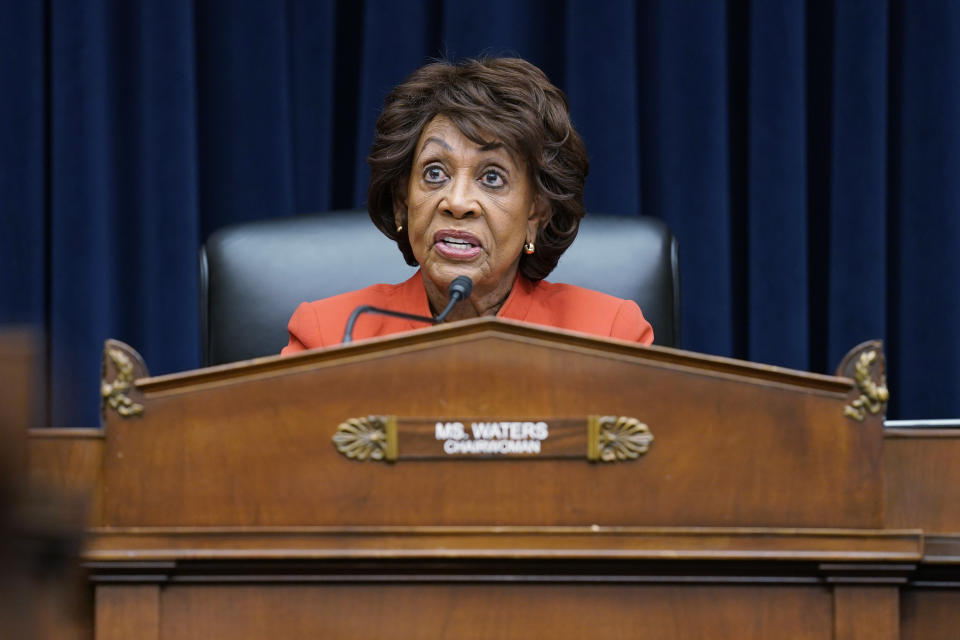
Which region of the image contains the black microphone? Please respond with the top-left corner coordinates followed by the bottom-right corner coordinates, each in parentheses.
top-left (434, 276), bottom-right (473, 322)
top-left (342, 276), bottom-right (474, 343)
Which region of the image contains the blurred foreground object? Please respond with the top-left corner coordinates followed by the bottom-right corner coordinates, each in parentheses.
top-left (0, 329), bottom-right (88, 639)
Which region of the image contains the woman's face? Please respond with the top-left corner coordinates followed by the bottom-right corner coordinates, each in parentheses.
top-left (398, 115), bottom-right (541, 311)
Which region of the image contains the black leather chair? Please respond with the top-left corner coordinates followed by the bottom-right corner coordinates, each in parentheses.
top-left (199, 210), bottom-right (679, 366)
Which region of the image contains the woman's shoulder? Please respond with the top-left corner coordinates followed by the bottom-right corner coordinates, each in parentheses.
top-left (303, 281), bottom-right (409, 312)
top-left (515, 278), bottom-right (655, 344)
top-left (532, 279), bottom-right (628, 306)
top-left (282, 274), bottom-right (423, 354)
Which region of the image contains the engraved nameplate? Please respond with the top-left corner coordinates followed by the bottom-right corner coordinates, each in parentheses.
top-left (332, 416), bottom-right (652, 463)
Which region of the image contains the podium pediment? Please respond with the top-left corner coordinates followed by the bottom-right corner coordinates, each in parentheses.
top-left (98, 318), bottom-right (881, 531)
top-left (141, 317), bottom-right (852, 396)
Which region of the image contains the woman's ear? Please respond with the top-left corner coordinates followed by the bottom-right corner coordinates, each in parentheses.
top-left (526, 195), bottom-right (548, 240)
top-left (392, 184), bottom-right (408, 230)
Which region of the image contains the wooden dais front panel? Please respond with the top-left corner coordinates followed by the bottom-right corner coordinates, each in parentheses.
top-left (101, 320), bottom-right (880, 529)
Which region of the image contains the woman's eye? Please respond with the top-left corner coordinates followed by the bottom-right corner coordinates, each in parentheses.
top-left (424, 166), bottom-right (448, 183)
top-left (481, 170), bottom-right (505, 188)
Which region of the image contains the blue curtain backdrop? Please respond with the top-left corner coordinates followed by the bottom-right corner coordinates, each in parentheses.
top-left (2, 0), bottom-right (959, 427)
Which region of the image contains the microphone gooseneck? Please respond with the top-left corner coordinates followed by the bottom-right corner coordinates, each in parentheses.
top-left (341, 305), bottom-right (435, 343)
top-left (341, 276), bottom-right (474, 343)
top-left (434, 276), bottom-right (473, 323)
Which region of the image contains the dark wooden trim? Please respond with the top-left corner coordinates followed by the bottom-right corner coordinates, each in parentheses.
top-left (885, 429), bottom-right (960, 440)
top-left (136, 318), bottom-right (853, 395)
top-left (82, 525), bottom-right (923, 562)
top-left (81, 556), bottom-right (908, 587)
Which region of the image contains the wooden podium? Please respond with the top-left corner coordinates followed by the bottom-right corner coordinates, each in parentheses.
top-left (27, 318), bottom-right (960, 639)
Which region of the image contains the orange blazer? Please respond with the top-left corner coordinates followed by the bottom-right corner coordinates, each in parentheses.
top-left (281, 270), bottom-right (654, 354)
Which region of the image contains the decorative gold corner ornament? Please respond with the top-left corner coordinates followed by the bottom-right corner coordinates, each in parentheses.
top-left (332, 416), bottom-right (397, 462)
top-left (100, 346), bottom-right (144, 418)
top-left (587, 415), bottom-right (653, 462)
top-left (836, 340), bottom-right (889, 422)
top-left (843, 350), bottom-right (890, 421)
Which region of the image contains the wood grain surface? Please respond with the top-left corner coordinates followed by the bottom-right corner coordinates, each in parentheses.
top-left (901, 590), bottom-right (960, 640)
top-left (95, 586), bottom-right (158, 640)
top-left (23, 323), bottom-right (960, 639)
top-left (885, 429), bottom-right (960, 534)
top-left (101, 320), bottom-right (881, 529)
top-left (160, 583), bottom-right (832, 640)
top-left (833, 586), bottom-right (899, 640)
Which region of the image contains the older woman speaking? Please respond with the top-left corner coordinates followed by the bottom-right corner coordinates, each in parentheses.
top-left (282, 58), bottom-right (653, 353)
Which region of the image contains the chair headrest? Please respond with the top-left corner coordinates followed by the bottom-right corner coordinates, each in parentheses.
top-left (200, 210), bottom-right (679, 365)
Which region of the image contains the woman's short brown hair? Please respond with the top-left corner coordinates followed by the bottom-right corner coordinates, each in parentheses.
top-left (367, 57), bottom-right (589, 281)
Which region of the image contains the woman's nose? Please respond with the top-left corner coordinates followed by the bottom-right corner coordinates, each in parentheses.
top-left (442, 173), bottom-right (479, 218)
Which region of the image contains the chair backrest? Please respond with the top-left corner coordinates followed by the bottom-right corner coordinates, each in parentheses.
top-left (199, 210), bottom-right (680, 366)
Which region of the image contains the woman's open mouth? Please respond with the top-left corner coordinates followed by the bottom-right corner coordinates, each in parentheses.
top-left (433, 230), bottom-right (482, 260)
